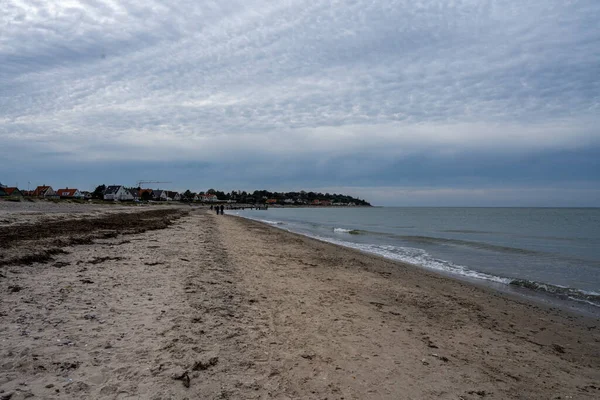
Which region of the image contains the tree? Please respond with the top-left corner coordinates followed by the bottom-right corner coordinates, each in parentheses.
top-left (141, 191), bottom-right (153, 201)
top-left (183, 190), bottom-right (193, 201)
top-left (92, 184), bottom-right (106, 199)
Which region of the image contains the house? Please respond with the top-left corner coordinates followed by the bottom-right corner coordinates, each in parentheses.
top-left (139, 189), bottom-right (153, 201)
top-left (104, 185), bottom-right (133, 201)
top-left (81, 191), bottom-right (92, 200)
top-left (166, 191), bottom-right (181, 201)
top-left (56, 188), bottom-right (84, 199)
top-left (0, 187), bottom-right (23, 198)
top-left (311, 199), bottom-right (321, 205)
top-left (320, 200), bottom-right (332, 206)
top-left (32, 185), bottom-right (56, 198)
top-left (128, 188), bottom-right (140, 201)
top-left (201, 194), bottom-right (218, 202)
top-left (266, 199), bottom-right (278, 205)
top-left (152, 190), bottom-right (167, 201)
top-left (0, 187), bottom-right (6, 197)
top-left (284, 198), bottom-right (295, 204)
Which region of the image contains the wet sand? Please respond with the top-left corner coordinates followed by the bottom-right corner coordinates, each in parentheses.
top-left (1, 206), bottom-right (599, 399)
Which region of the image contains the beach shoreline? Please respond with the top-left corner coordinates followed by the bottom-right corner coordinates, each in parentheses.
top-left (1, 205), bottom-right (599, 399)
top-left (238, 211), bottom-right (600, 319)
top-left (231, 206), bottom-right (600, 318)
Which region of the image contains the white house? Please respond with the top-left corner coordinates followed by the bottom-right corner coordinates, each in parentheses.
top-left (202, 194), bottom-right (219, 202)
top-left (166, 191), bottom-right (181, 201)
top-left (152, 190), bottom-right (168, 201)
top-left (104, 185), bottom-right (134, 201)
top-left (128, 188), bottom-right (140, 201)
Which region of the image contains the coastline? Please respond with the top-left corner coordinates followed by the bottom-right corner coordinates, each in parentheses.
top-left (232, 207), bottom-right (600, 316)
top-left (234, 213), bottom-right (600, 316)
top-left (1, 206), bottom-right (599, 398)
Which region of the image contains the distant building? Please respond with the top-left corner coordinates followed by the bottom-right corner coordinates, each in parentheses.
top-left (128, 188), bottom-right (140, 201)
top-left (33, 185), bottom-right (56, 198)
top-left (0, 187), bottom-right (23, 198)
top-left (166, 191), bottom-right (181, 201)
top-left (139, 189), bottom-right (153, 200)
top-left (104, 185), bottom-right (133, 201)
top-left (56, 188), bottom-right (84, 199)
top-left (81, 191), bottom-right (92, 200)
top-left (152, 190), bottom-right (167, 201)
top-left (201, 194), bottom-right (218, 202)
top-left (266, 199), bottom-right (278, 204)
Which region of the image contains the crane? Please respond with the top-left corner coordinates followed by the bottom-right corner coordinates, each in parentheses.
top-left (136, 180), bottom-right (172, 189)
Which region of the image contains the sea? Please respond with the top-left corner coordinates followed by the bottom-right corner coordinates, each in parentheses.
top-left (231, 207), bottom-right (600, 317)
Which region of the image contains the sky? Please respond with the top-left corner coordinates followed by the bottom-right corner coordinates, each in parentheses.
top-left (1, 0), bottom-right (599, 206)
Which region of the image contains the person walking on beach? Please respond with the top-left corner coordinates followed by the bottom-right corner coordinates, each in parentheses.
top-left (220, 204), bottom-right (224, 215)
top-left (215, 205), bottom-right (219, 215)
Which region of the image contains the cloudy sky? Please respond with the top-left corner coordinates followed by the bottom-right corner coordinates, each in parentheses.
top-left (1, 0), bottom-right (599, 206)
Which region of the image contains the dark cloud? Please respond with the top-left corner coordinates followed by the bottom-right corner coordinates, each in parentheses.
top-left (1, 0), bottom-right (599, 205)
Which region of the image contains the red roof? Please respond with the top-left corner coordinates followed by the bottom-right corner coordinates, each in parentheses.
top-left (33, 186), bottom-right (51, 196)
top-left (57, 188), bottom-right (78, 197)
top-left (4, 187), bottom-right (20, 196)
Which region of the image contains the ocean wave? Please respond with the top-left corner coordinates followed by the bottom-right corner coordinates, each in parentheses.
top-left (441, 229), bottom-right (586, 243)
top-left (238, 214), bottom-right (600, 309)
top-left (260, 219), bottom-right (285, 225)
top-left (316, 236), bottom-right (600, 307)
top-left (441, 229), bottom-right (496, 234)
top-left (398, 235), bottom-right (540, 255)
top-left (333, 228), bottom-right (361, 234)
top-left (313, 236), bottom-right (512, 285)
top-left (509, 279), bottom-right (600, 307)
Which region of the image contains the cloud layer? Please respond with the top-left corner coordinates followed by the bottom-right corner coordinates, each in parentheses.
top-left (1, 0), bottom-right (599, 205)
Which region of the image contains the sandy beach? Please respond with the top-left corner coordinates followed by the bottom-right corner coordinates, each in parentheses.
top-left (1, 204), bottom-right (599, 399)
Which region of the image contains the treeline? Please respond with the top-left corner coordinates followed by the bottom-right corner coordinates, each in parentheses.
top-left (187, 189), bottom-right (370, 206)
top-left (239, 190), bottom-right (371, 206)
top-left (89, 185), bottom-right (370, 205)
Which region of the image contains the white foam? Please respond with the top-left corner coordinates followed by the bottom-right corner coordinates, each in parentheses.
top-left (259, 219), bottom-right (284, 225)
top-left (333, 227), bottom-right (352, 233)
top-left (238, 213), bottom-right (511, 285)
top-left (313, 235), bottom-right (512, 285)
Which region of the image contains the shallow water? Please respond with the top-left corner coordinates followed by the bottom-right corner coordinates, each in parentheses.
top-left (233, 207), bottom-right (600, 313)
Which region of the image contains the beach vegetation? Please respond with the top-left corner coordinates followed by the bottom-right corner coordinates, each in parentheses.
top-left (92, 184), bottom-right (106, 199)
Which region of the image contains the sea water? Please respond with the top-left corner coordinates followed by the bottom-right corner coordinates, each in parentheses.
top-left (233, 207), bottom-right (600, 315)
